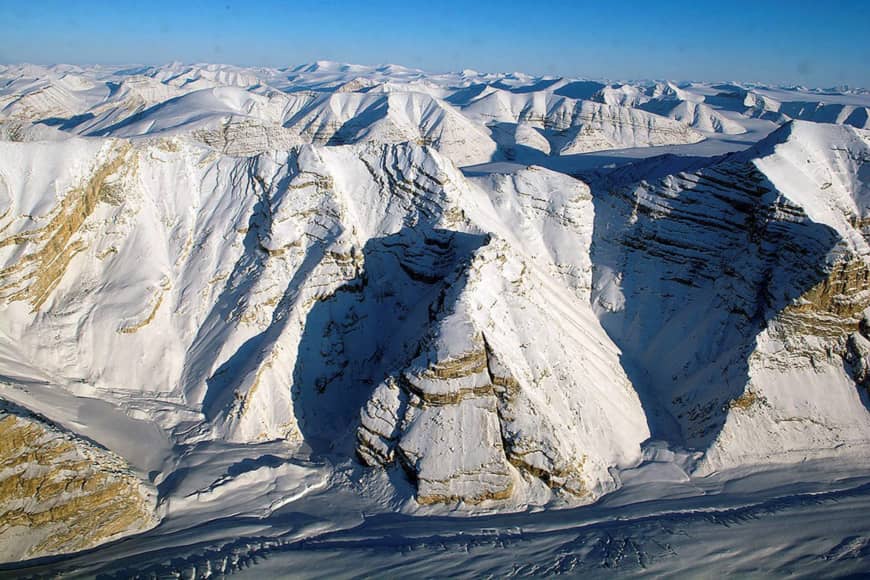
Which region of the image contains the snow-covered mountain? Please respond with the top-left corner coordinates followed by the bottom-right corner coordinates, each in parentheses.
top-left (1, 62), bottom-right (869, 573)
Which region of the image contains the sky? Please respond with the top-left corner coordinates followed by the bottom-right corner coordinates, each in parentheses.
top-left (1, 0), bottom-right (868, 88)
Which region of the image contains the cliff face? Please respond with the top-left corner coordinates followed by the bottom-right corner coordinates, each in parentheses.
top-left (589, 122), bottom-right (870, 468)
top-left (358, 237), bottom-right (648, 505)
top-left (461, 90), bottom-right (704, 155)
top-left (0, 133), bottom-right (649, 509)
top-left (0, 407), bottom-right (157, 562)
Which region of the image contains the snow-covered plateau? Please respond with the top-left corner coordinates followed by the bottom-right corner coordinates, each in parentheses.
top-left (1, 61), bottom-right (869, 577)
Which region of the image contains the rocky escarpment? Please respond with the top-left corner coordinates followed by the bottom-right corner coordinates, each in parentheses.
top-left (638, 100), bottom-right (747, 135)
top-left (192, 118), bottom-right (306, 156)
top-left (0, 139), bottom-right (132, 311)
top-left (698, 122), bottom-right (870, 468)
top-left (358, 238), bottom-right (648, 505)
top-left (590, 121), bottom-right (870, 468)
top-left (0, 405), bottom-right (157, 563)
top-left (460, 90), bottom-right (704, 156)
top-left (280, 91), bottom-right (499, 166)
top-left (357, 313), bottom-right (517, 505)
top-left (763, 258), bottom-right (870, 364)
top-left (0, 129), bottom-right (649, 510)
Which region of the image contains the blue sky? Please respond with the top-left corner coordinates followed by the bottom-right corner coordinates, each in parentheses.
top-left (1, 0), bottom-right (868, 87)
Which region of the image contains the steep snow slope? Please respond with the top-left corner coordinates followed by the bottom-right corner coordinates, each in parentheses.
top-left (84, 86), bottom-right (289, 135)
top-left (705, 85), bottom-right (870, 129)
top-left (0, 133), bottom-right (648, 521)
top-left (701, 121), bottom-right (870, 470)
top-left (77, 86), bottom-right (308, 155)
top-left (588, 121), bottom-right (870, 469)
top-left (639, 100), bottom-right (747, 134)
top-left (279, 91), bottom-right (498, 165)
top-left (461, 89), bottom-right (704, 155)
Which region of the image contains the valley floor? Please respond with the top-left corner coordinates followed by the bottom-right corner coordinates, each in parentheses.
top-left (3, 446), bottom-right (869, 578)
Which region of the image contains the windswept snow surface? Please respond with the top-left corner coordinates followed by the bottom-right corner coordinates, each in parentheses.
top-left (1, 62), bottom-right (870, 576)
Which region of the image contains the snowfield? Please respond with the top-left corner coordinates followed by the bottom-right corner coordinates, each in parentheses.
top-left (1, 61), bottom-right (870, 576)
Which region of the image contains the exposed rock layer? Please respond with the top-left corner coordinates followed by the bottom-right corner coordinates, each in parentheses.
top-left (0, 407), bottom-right (156, 563)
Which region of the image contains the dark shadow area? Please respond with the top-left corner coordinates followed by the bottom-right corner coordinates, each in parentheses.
top-left (778, 101), bottom-right (840, 123)
top-left (636, 99), bottom-right (679, 118)
top-left (200, 239), bottom-right (329, 420)
top-left (226, 454), bottom-right (285, 477)
top-left (325, 98), bottom-right (389, 146)
top-left (703, 91), bottom-right (751, 113)
top-left (844, 107), bottom-right (868, 128)
top-left (587, 156), bottom-right (842, 447)
top-left (37, 112), bottom-right (95, 131)
top-left (463, 146), bottom-right (728, 184)
top-left (703, 90), bottom-right (786, 124)
top-left (290, 227), bottom-right (488, 458)
top-left (443, 83), bottom-right (490, 106)
top-left (182, 153), bottom-right (303, 408)
top-left (156, 467), bottom-right (191, 498)
top-left (573, 153), bottom-right (729, 185)
top-left (492, 77), bottom-right (562, 94)
top-left (774, 101), bottom-right (868, 129)
top-left (710, 84), bottom-right (745, 93)
top-left (487, 121), bottom-right (550, 163)
top-left (105, 81), bottom-right (122, 98)
top-left (553, 81), bottom-right (607, 100)
top-left (113, 66), bottom-right (154, 77)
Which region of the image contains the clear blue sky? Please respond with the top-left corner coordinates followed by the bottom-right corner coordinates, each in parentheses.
top-left (1, 0), bottom-right (868, 87)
